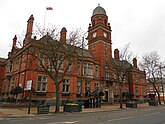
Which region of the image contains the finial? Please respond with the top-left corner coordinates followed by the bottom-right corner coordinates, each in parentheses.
top-left (98, 3), bottom-right (100, 6)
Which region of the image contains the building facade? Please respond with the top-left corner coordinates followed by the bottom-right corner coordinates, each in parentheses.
top-left (0, 5), bottom-right (147, 103)
top-left (0, 57), bottom-right (6, 96)
top-left (147, 78), bottom-right (165, 101)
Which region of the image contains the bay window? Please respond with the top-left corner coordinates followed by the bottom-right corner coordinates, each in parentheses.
top-left (83, 63), bottom-right (93, 75)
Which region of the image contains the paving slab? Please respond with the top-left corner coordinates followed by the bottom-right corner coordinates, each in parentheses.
top-left (0, 103), bottom-right (149, 118)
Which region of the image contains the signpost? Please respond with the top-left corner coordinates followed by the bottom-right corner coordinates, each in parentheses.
top-left (27, 80), bottom-right (33, 114)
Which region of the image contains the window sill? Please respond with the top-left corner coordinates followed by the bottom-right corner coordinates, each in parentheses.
top-left (36, 92), bottom-right (47, 95)
top-left (76, 94), bottom-right (82, 97)
top-left (62, 93), bottom-right (70, 96)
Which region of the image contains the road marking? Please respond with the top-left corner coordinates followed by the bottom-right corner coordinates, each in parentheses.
top-left (47, 121), bottom-right (78, 124)
top-left (143, 112), bottom-right (159, 116)
top-left (35, 117), bottom-right (48, 120)
top-left (108, 116), bottom-right (134, 122)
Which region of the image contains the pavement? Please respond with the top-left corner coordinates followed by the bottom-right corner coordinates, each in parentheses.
top-left (0, 103), bottom-right (149, 118)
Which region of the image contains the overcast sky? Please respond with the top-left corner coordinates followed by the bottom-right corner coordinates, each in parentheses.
top-left (0, 0), bottom-right (165, 62)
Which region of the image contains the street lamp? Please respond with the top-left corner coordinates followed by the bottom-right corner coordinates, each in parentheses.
top-left (80, 31), bottom-right (88, 103)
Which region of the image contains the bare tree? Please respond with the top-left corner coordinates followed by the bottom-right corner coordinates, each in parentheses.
top-left (113, 43), bottom-right (135, 108)
top-left (139, 51), bottom-right (163, 105)
top-left (25, 26), bottom-right (83, 113)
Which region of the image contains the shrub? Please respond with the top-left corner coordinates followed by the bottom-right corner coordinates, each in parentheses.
top-left (6, 97), bottom-right (11, 102)
top-left (10, 86), bottom-right (23, 95)
top-left (10, 97), bottom-right (15, 103)
top-left (99, 91), bottom-right (105, 96)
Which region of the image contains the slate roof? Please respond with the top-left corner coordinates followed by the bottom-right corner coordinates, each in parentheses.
top-left (0, 57), bottom-right (6, 62)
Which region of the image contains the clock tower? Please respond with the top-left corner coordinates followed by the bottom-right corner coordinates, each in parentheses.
top-left (88, 5), bottom-right (112, 79)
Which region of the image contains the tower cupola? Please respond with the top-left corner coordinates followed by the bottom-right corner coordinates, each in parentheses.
top-left (92, 4), bottom-right (107, 16)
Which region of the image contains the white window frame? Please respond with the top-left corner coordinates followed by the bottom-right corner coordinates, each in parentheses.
top-left (105, 66), bottom-right (110, 78)
top-left (62, 79), bottom-right (70, 93)
top-left (94, 82), bottom-right (99, 91)
top-left (36, 75), bottom-right (47, 92)
top-left (85, 81), bottom-right (90, 93)
top-left (83, 63), bottom-right (93, 75)
top-left (77, 80), bottom-right (81, 94)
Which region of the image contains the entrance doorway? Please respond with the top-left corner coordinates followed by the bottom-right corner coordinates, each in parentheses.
top-left (105, 91), bottom-right (108, 102)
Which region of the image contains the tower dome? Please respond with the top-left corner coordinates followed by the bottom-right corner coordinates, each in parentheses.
top-left (92, 4), bottom-right (107, 16)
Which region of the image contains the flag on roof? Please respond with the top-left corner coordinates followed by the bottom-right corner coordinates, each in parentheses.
top-left (46, 7), bottom-right (53, 10)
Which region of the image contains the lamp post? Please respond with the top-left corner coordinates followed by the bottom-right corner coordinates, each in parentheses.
top-left (80, 31), bottom-right (88, 104)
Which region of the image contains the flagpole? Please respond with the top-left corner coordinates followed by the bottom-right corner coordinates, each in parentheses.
top-left (44, 8), bottom-right (47, 29)
top-left (44, 7), bottom-right (53, 30)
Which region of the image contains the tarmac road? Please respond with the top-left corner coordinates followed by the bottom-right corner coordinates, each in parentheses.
top-left (1, 105), bottom-right (165, 124)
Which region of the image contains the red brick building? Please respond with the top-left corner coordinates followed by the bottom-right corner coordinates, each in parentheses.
top-left (0, 57), bottom-right (6, 96)
top-left (0, 5), bottom-right (147, 103)
top-left (147, 78), bottom-right (165, 101)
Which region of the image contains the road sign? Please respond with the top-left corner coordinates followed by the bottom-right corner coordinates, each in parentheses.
top-left (27, 80), bottom-right (33, 114)
top-left (27, 80), bottom-right (32, 90)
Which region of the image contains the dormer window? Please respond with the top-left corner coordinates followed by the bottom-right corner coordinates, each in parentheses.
top-left (38, 54), bottom-right (45, 67)
top-left (92, 32), bottom-right (97, 38)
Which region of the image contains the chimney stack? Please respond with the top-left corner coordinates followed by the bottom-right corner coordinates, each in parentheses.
top-left (24, 15), bottom-right (34, 46)
top-left (114, 49), bottom-right (119, 60)
top-left (133, 58), bottom-right (137, 68)
top-left (25, 15), bottom-right (34, 39)
top-left (60, 27), bottom-right (67, 42)
top-left (12, 35), bottom-right (17, 48)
